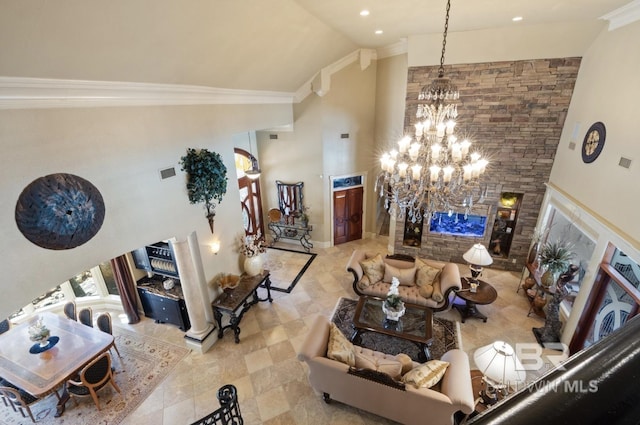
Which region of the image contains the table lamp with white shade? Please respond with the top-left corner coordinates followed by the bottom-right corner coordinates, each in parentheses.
top-left (473, 341), bottom-right (526, 405)
top-left (463, 243), bottom-right (493, 292)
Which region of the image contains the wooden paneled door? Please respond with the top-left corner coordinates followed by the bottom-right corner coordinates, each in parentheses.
top-left (235, 148), bottom-right (264, 238)
top-left (333, 186), bottom-right (363, 245)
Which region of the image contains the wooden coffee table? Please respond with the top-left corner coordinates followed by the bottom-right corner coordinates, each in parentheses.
top-left (453, 278), bottom-right (498, 323)
top-left (351, 296), bottom-right (433, 362)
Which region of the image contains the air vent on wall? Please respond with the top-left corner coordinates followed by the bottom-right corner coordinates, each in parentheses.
top-left (619, 157), bottom-right (632, 169)
top-left (568, 142), bottom-right (576, 150)
top-left (341, 133), bottom-right (350, 139)
top-left (269, 134), bottom-right (278, 140)
top-left (159, 167), bottom-right (176, 180)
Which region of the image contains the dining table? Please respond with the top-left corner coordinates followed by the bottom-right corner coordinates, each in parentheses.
top-left (0, 311), bottom-right (114, 416)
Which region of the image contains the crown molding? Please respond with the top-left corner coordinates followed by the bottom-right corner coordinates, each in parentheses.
top-left (0, 77), bottom-right (296, 110)
top-left (295, 48), bottom-right (377, 101)
top-left (377, 39), bottom-right (408, 59)
top-left (600, 0), bottom-right (640, 31)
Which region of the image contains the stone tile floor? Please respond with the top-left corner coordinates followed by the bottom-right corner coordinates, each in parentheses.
top-left (113, 236), bottom-right (556, 424)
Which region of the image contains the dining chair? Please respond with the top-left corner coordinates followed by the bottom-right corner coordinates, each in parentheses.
top-left (0, 386), bottom-right (41, 423)
top-left (0, 318), bottom-right (10, 334)
top-left (78, 307), bottom-right (93, 327)
top-left (66, 352), bottom-right (121, 411)
top-left (63, 301), bottom-right (77, 321)
top-left (96, 312), bottom-right (122, 360)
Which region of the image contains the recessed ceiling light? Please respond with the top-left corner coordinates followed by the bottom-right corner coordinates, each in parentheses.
top-left (512, 16), bottom-right (523, 22)
top-left (360, 10), bottom-right (370, 17)
top-left (375, 29), bottom-right (383, 35)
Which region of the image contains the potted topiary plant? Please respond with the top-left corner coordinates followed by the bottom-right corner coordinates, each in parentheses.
top-left (539, 241), bottom-right (573, 287)
top-left (180, 148), bottom-right (228, 233)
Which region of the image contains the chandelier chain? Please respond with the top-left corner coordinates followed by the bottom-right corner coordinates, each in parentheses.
top-left (438, 0), bottom-right (451, 77)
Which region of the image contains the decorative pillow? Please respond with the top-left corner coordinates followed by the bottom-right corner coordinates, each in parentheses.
top-left (402, 360), bottom-right (450, 389)
top-left (354, 351), bottom-right (403, 379)
top-left (357, 274), bottom-right (372, 290)
top-left (359, 254), bottom-right (385, 284)
top-left (415, 259), bottom-right (441, 287)
top-left (396, 353), bottom-right (414, 375)
top-left (418, 283), bottom-right (434, 299)
top-left (431, 272), bottom-right (444, 302)
top-left (383, 264), bottom-right (417, 286)
top-left (327, 323), bottom-right (355, 366)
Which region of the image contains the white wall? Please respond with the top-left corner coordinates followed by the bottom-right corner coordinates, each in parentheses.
top-left (0, 103), bottom-right (292, 317)
top-left (408, 21), bottom-right (605, 67)
top-left (549, 22), bottom-right (640, 249)
top-left (258, 60), bottom-right (378, 244)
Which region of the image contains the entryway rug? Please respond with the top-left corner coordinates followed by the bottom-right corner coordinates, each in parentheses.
top-left (262, 247), bottom-right (316, 293)
top-left (0, 327), bottom-right (190, 425)
top-left (331, 297), bottom-right (461, 362)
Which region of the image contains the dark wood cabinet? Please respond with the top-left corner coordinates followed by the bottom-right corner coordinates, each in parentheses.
top-left (334, 186), bottom-right (363, 245)
top-left (131, 241), bottom-right (179, 279)
top-left (137, 281), bottom-right (190, 331)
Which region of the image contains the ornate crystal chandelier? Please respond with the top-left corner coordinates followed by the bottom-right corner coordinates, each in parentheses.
top-left (376, 0), bottom-right (488, 223)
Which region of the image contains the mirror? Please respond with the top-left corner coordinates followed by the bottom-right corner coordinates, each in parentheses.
top-left (276, 181), bottom-right (304, 216)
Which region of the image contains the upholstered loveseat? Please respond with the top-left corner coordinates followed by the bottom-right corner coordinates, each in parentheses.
top-left (346, 250), bottom-right (462, 312)
top-left (297, 315), bottom-right (475, 425)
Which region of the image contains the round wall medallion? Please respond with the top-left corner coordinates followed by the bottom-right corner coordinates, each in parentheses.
top-left (581, 122), bottom-right (606, 164)
top-left (15, 173), bottom-right (105, 250)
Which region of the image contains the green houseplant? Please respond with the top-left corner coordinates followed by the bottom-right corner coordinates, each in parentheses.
top-left (539, 241), bottom-right (574, 287)
top-left (180, 148), bottom-right (228, 233)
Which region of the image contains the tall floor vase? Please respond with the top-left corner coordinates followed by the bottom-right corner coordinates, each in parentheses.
top-left (243, 255), bottom-right (263, 277)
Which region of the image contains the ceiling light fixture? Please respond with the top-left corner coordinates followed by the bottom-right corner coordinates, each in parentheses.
top-left (512, 16), bottom-right (523, 22)
top-left (375, 0), bottom-right (488, 223)
top-left (360, 10), bottom-right (370, 16)
top-left (375, 29), bottom-right (383, 35)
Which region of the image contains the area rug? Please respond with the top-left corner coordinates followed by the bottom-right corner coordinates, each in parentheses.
top-left (262, 247), bottom-right (316, 293)
top-left (0, 327), bottom-right (190, 425)
top-left (331, 297), bottom-right (460, 362)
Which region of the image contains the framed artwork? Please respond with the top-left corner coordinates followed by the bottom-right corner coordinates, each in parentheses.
top-left (581, 122), bottom-right (606, 164)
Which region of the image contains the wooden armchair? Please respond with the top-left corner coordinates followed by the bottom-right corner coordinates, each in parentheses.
top-left (96, 312), bottom-right (122, 360)
top-left (78, 307), bottom-right (93, 327)
top-left (63, 301), bottom-right (77, 321)
top-left (67, 352), bottom-right (121, 410)
top-left (0, 385), bottom-right (41, 423)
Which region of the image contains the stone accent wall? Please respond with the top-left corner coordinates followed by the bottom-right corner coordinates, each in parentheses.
top-left (393, 58), bottom-right (581, 271)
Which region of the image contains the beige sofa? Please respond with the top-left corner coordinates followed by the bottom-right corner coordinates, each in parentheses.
top-left (297, 315), bottom-right (475, 425)
top-left (346, 250), bottom-right (462, 312)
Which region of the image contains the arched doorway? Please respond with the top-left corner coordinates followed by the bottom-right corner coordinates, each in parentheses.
top-left (234, 148), bottom-right (264, 238)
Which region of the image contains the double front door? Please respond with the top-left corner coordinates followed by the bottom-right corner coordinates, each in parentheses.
top-left (334, 186), bottom-right (363, 245)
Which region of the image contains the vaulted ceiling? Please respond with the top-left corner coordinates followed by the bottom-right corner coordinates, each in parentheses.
top-left (0, 0), bottom-right (630, 93)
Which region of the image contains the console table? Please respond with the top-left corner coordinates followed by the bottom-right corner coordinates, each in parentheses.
top-left (268, 221), bottom-right (313, 252)
top-left (211, 271), bottom-right (272, 343)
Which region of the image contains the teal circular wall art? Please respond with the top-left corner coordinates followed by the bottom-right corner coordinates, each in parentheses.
top-left (15, 173), bottom-right (105, 250)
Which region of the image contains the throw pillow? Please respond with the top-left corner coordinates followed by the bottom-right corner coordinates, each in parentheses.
top-left (402, 360), bottom-right (450, 389)
top-left (415, 259), bottom-right (441, 287)
top-left (327, 323), bottom-right (355, 366)
top-left (383, 263), bottom-right (417, 286)
top-left (357, 274), bottom-right (372, 290)
top-left (418, 283), bottom-right (434, 299)
top-left (359, 254), bottom-right (385, 284)
top-left (396, 353), bottom-right (414, 375)
top-left (354, 351), bottom-right (403, 379)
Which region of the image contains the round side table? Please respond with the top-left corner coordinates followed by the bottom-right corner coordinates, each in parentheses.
top-left (454, 278), bottom-right (498, 323)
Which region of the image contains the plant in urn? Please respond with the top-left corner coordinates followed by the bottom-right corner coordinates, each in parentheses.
top-left (28, 318), bottom-right (50, 347)
top-left (382, 277), bottom-right (405, 321)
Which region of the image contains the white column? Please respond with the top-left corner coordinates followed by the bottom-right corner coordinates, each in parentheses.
top-left (172, 232), bottom-right (216, 352)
